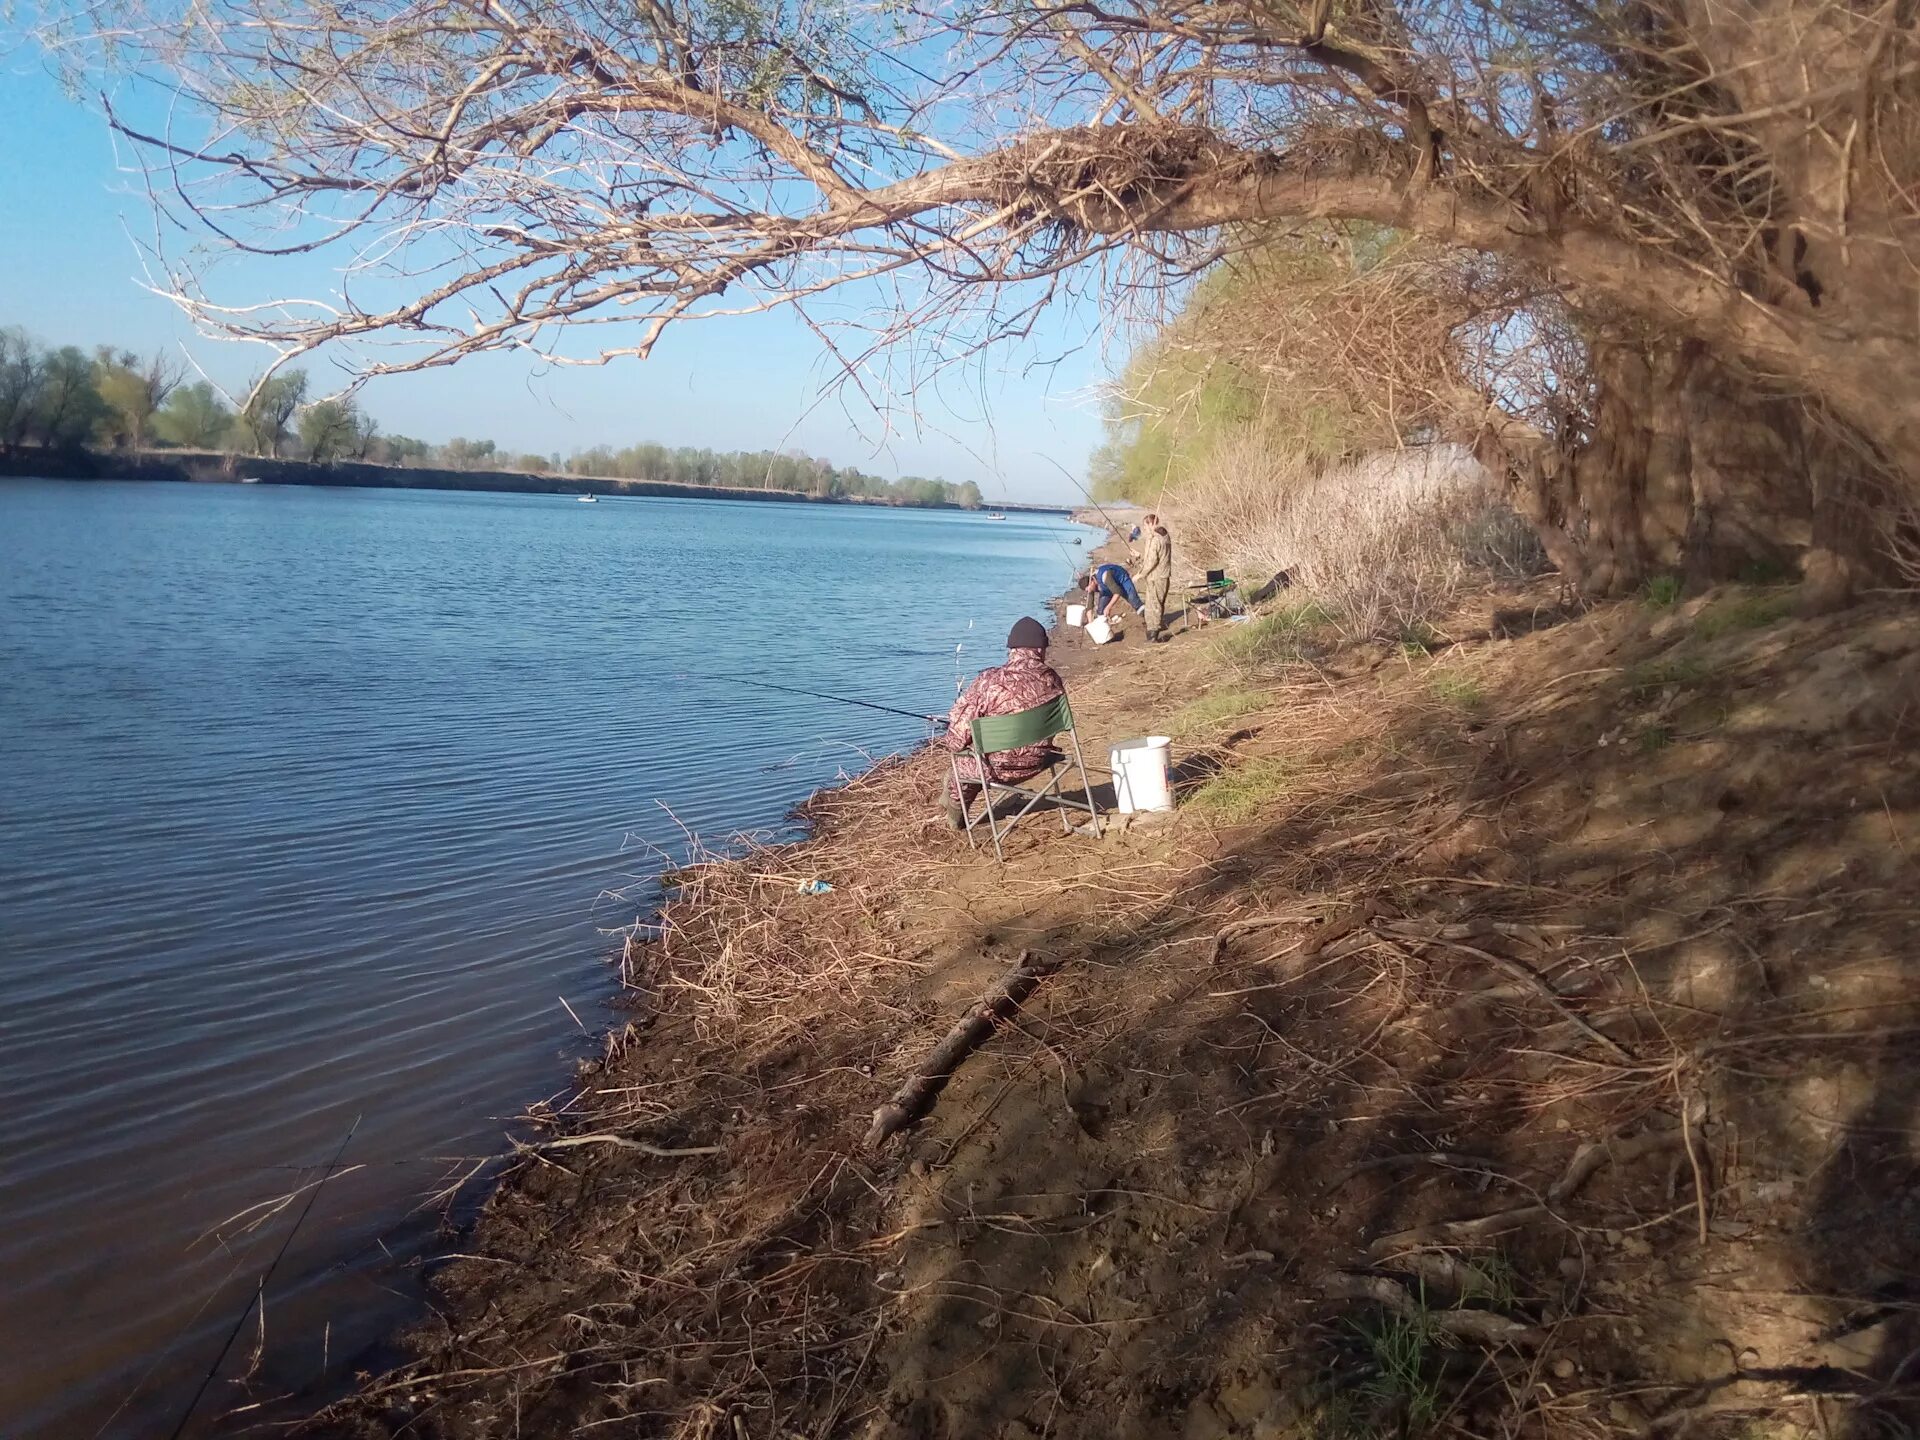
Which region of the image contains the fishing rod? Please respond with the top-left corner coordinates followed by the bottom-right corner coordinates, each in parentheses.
top-left (1039, 453), bottom-right (1130, 542)
top-left (677, 671), bottom-right (945, 725)
top-left (167, 1115), bottom-right (362, 1440)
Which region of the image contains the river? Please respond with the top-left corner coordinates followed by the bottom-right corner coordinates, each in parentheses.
top-left (0, 478), bottom-right (1089, 1436)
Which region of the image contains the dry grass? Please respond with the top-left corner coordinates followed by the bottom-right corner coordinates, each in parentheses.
top-left (1170, 436), bottom-right (1544, 640)
top-left (1168, 685), bottom-right (1267, 737)
top-left (631, 754), bottom-right (942, 1038)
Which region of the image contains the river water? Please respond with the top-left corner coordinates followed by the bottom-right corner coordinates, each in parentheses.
top-left (0, 478), bottom-right (1088, 1437)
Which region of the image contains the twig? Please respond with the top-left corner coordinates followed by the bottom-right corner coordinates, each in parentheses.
top-left (528, 1133), bottom-right (723, 1158)
top-left (1679, 1088), bottom-right (1710, 1245)
top-left (1393, 924), bottom-right (1632, 1060)
top-left (1324, 1150), bottom-right (1506, 1192)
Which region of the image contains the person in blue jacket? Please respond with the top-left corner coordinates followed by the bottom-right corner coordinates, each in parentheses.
top-left (1082, 563), bottom-right (1141, 621)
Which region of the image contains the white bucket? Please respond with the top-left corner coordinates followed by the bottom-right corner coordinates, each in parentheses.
top-left (1085, 616), bottom-right (1116, 644)
top-left (1065, 603), bottom-right (1087, 627)
top-left (1110, 735), bottom-right (1173, 813)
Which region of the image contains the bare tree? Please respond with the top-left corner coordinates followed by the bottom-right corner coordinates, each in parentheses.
top-left (46, 0), bottom-right (1920, 592)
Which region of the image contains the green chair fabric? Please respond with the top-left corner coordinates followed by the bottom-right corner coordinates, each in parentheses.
top-left (970, 694), bottom-right (1075, 756)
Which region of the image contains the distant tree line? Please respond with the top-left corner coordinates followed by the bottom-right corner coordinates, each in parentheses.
top-left (559, 443), bottom-right (982, 507)
top-left (0, 325), bottom-right (984, 508)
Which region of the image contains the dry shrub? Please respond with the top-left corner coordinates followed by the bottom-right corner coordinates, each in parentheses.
top-left (1172, 435), bottom-right (1544, 639)
top-left (631, 752), bottom-right (940, 1040)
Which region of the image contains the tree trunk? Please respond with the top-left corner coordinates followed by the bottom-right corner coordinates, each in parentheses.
top-left (1484, 337), bottom-right (1904, 602)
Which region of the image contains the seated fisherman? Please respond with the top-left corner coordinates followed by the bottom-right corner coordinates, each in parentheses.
top-left (1082, 563), bottom-right (1141, 621)
top-left (940, 616), bottom-right (1066, 829)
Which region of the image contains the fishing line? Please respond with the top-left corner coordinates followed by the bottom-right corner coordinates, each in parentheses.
top-left (1038, 453), bottom-right (1129, 539)
top-left (166, 1115), bottom-right (362, 1440)
top-left (675, 671), bottom-right (945, 725)
top-left (1036, 517), bottom-right (1088, 578)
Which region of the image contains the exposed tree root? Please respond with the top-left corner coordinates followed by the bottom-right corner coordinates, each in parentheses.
top-left (1368, 1109), bottom-right (1702, 1259)
top-left (523, 1133), bottom-right (723, 1159)
top-left (1315, 1270), bottom-right (1544, 1348)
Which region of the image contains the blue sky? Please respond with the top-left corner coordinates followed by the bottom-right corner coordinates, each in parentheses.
top-left (0, 62), bottom-right (1112, 505)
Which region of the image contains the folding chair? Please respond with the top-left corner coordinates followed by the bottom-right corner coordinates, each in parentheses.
top-left (950, 694), bottom-right (1100, 861)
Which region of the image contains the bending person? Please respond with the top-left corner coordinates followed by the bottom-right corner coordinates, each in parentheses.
top-left (1082, 563), bottom-right (1141, 621)
top-left (940, 616), bottom-right (1065, 829)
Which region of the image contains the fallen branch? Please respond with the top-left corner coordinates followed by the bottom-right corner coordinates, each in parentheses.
top-left (866, 950), bottom-right (1062, 1148)
top-left (526, 1133), bottom-right (723, 1158)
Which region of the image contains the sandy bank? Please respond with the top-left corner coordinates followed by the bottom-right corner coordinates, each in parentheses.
top-left (307, 564), bottom-right (1920, 1440)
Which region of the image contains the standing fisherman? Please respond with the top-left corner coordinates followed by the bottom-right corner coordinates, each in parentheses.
top-left (1133, 512), bottom-right (1174, 643)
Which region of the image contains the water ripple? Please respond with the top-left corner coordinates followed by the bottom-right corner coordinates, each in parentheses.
top-left (0, 478), bottom-right (1092, 1437)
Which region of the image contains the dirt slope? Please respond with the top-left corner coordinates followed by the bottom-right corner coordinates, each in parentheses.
top-left (314, 579), bottom-right (1920, 1440)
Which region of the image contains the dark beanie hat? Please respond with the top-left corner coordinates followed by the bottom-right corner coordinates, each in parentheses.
top-left (1008, 616), bottom-right (1048, 651)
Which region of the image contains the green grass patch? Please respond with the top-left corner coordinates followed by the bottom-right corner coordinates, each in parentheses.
top-left (1211, 599), bottom-right (1336, 666)
top-left (1737, 556), bottom-right (1798, 585)
top-left (1456, 1252), bottom-right (1521, 1311)
top-left (1642, 574), bottom-right (1684, 609)
top-left (1350, 1302), bottom-right (1445, 1435)
top-left (1635, 723), bottom-right (1674, 754)
top-left (1398, 620), bottom-right (1440, 656)
top-left (1426, 669), bottom-right (1485, 709)
top-left (1186, 755), bottom-right (1297, 822)
top-left (1696, 587), bottom-right (1797, 639)
top-left (1329, 735), bottom-right (1379, 764)
top-left (1628, 653), bottom-right (1714, 692)
top-left (1169, 687), bottom-right (1265, 737)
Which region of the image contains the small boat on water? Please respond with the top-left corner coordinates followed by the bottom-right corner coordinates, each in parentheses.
top-left (576, 494), bottom-right (598, 503)
top-left (238, 477), bottom-right (262, 485)
top-left (986, 512), bottom-right (1007, 520)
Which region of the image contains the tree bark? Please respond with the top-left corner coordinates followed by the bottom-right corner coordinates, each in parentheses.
top-left (1482, 335), bottom-right (1899, 598)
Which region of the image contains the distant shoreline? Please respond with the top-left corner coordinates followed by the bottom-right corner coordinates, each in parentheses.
top-left (0, 449), bottom-right (1073, 514)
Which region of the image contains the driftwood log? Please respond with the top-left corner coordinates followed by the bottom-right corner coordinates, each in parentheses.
top-left (865, 950), bottom-right (1061, 1149)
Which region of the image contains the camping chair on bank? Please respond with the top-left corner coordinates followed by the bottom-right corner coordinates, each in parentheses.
top-left (950, 694), bottom-right (1100, 861)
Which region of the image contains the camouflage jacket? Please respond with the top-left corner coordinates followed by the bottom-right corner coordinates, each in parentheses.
top-left (944, 648), bottom-right (1066, 783)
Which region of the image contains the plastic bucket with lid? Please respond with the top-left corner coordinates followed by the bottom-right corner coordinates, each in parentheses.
top-left (1085, 616), bottom-right (1116, 644)
top-left (1110, 735), bottom-right (1173, 813)
top-left (1065, 603), bottom-right (1087, 627)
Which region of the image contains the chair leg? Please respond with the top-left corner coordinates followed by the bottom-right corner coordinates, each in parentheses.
top-left (1068, 727), bottom-right (1100, 823)
top-left (950, 757), bottom-right (978, 848)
